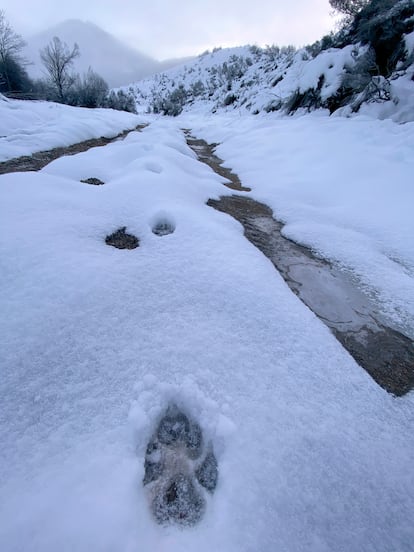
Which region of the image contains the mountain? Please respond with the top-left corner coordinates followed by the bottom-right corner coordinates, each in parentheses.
top-left (24, 20), bottom-right (191, 88)
top-left (158, 56), bottom-right (196, 73)
top-left (125, 0), bottom-right (414, 123)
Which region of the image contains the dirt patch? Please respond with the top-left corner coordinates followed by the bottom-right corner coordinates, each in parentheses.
top-left (105, 227), bottom-right (139, 250)
top-left (0, 124), bottom-right (148, 175)
top-left (184, 130), bottom-right (251, 192)
top-left (208, 195), bottom-right (414, 396)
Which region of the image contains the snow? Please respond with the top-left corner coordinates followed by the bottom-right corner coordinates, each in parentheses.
top-left (1, 112), bottom-right (413, 552)
top-left (0, 98), bottom-right (145, 161)
top-left (405, 30), bottom-right (414, 55)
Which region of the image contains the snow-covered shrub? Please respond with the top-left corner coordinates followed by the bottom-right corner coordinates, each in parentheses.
top-left (223, 93), bottom-right (237, 106)
top-left (105, 89), bottom-right (136, 113)
top-left (70, 68), bottom-right (109, 108)
top-left (285, 77), bottom-right (325, 114)
top-left (351, 0), bottom-right (414, 75)
top-left (264, 98), bottom-right (283, 112)
top-left (329, 0), bottom-right (369, 17)
top-left (190, 80), bottom-right (205, 97)
top-left (306, 34), bottom-right (336, 58)
top-left (350, 75), bottom-right (392, 111)
top-left (152, 84), bottom-right (187, 116)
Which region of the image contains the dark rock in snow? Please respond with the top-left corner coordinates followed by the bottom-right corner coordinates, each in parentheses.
top-left (81, 177), bottom-right (105, 185)
top-left (105, 227), bottom-right (139, 249)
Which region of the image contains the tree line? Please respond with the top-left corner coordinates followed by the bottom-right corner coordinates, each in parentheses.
top-left (0, 11), bottom-right (135, 112)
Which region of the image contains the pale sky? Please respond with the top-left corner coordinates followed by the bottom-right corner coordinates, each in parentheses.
top-left (2, 0), bottom-right (337, 60)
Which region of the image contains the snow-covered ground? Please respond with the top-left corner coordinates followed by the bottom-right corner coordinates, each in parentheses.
top-left (1, 109), bottom-right (414, 552)
top-left (0, 94), bottom-right (144, 162)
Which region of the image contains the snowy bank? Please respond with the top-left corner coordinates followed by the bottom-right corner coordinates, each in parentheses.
top-left (0, 98), bottom-right (145, 162)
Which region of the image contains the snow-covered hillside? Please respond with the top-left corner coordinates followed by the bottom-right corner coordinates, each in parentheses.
top-left (128, 44), bottom-right (359, 112)
top-left (126, 1), bottom-right (414, 122)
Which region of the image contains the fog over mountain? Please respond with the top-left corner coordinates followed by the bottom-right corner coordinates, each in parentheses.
top-left (24, 20), bottom-right (193, 87)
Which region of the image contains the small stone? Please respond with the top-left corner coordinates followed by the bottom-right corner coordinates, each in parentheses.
top-left (80, 177), bottom-right (105, 185)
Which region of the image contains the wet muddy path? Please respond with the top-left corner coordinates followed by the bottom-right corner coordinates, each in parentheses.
top-left (184, 130), bottom-right (251, 192)
top-left (185, 132), bottom-right (414, 397)
top-left (0, 124), bottom-right (148, 175)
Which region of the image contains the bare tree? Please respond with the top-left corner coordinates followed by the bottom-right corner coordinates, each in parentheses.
top-left (40, 36), bottom-right (80, 102)
top-left (0, 10), bottom-right (26, 91)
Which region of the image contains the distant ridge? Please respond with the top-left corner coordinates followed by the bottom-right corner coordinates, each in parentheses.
top-left (24, 20), bottom-right (193, 87)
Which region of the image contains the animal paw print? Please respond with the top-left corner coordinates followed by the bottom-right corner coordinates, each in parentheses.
top-left (143, 404), bottom-right (218, 526)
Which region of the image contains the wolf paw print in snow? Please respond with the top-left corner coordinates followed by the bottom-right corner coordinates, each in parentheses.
top-left (143, 404), bottom-right (218, 526)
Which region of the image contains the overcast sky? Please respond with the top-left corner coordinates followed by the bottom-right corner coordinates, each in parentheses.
top-left (3, 0), bottom-right (337, 60)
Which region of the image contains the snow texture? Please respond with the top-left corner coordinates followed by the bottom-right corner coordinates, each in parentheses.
top-left (1, 112), bottom-right (413, 552)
